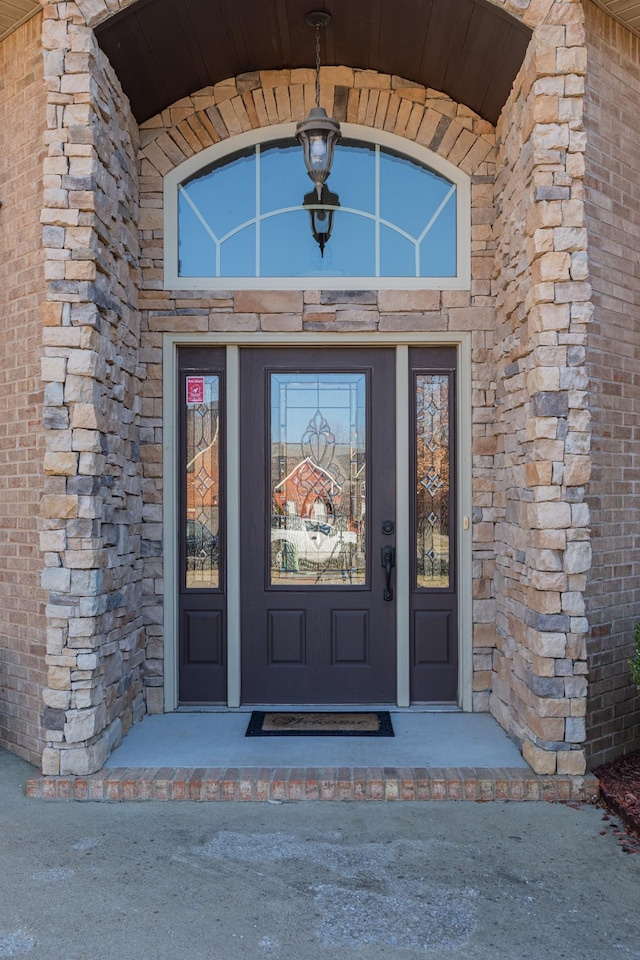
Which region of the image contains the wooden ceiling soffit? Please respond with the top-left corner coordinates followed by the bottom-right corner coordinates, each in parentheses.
top-left (0, 0), bottom-right (40, 42)
top-left (589, 0), bottom-right (640, 38)
top-left (95, 0), bottom-right (532, 126)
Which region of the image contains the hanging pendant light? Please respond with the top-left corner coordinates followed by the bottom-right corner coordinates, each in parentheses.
top-left (303, 184), bottom-right (340, 257)
top-left (296, 108), bottom-right (341, 198)
top-left (296, 12), bottom-right (341, 254)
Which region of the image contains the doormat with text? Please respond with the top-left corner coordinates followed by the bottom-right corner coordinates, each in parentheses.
top-left (245, 711), bottom-right (394, 737)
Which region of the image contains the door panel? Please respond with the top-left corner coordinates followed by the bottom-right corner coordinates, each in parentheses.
top-left (331, 610), bottom-right (370, 664)
top-left (410, 347), bottom-right (458, 702)
top-left (268, 610), bottom-right (306, 664)
top-left (240, 348), bottom-right (397, 704)
top-left (414, 611), bottom-right (451, 664)
top-left (184, 611), bottom-right (223, 664)
top-left (178, 349), bottom-right (226, 704)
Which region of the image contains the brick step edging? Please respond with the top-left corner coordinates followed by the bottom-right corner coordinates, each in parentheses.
top-left (26, 766), bottom-right (600, 802)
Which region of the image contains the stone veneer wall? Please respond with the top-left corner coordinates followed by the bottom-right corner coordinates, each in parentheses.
top-left (583, 2), bottom-right (640, 766)
top-left (0, 13), bottom-right (48, 765)
top-left (39, 2), bottom-right (145, 775)
top-left (490, 0), bottom-right (592, 775)
top-left (35, 0), bottom-right (597, 776)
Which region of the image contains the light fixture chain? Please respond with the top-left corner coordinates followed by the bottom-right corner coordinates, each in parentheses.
top-left (315, 23), bottom-right (321, 107)
top-left (297, 10), bottom-right (341, 255)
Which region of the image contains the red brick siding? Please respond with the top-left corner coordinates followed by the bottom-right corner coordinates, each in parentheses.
top-left (0, 13), bottom-right (47, 765)
top-left (584, 3), bottom-right (640, 766)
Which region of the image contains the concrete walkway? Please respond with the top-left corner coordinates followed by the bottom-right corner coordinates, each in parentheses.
top-left (3, 747), bottom-right (640, 960)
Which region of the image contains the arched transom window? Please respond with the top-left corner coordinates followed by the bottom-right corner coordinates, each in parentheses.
top-left (164, 124), bottom-right (470, 290)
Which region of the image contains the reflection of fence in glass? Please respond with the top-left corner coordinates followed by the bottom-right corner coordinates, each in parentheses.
top-left (185, 376), bottom-right (220, 589)
top-left (270, 373), bottom-right (366, 586)
top-left (416, 374), bottom-right (450, 589)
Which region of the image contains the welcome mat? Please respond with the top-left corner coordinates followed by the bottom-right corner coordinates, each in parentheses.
top-left (245, 711), bottom-right (394, 737)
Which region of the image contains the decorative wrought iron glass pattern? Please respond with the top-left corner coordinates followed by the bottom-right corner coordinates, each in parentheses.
top-left (178, 139), bottom-right (457, 280)
top-left (184, 376), bottom-right (220, 589)
top-left (270, 373), bottom-right (366, 586)
top-left (416, 374), bottom-right (450, 589)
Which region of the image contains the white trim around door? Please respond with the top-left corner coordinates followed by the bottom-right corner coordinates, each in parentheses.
top-left (162, 331), bottom-right (473, 712)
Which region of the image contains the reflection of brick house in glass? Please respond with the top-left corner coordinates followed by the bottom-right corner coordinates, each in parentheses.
top-left (273, 458), bottom-right (342, 521)
top-left (416, 376), bottom-right (451, 588)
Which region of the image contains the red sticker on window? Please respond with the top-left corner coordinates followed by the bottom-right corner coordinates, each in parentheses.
top-left (186, 376), bottom-right (205, 404)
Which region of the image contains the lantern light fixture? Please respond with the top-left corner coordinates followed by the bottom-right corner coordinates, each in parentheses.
top-left (303, 184), bottom-right (340, 257)
top-left (296, 12), bottom-right (341, 255)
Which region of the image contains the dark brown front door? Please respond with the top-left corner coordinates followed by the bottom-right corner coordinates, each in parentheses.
top-left (240, 348), bottom-right (397, 704)
top-left (177, 344), bottom-right (460, 707)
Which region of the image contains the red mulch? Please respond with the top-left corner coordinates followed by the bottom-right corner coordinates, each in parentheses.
top-left (595, 748), bottom-right (640, 850)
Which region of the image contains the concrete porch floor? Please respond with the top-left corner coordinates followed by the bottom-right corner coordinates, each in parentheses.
top-left (26, 711), bottom-right (600, 802)
top-left (104, 710), bottom-right (529, 769)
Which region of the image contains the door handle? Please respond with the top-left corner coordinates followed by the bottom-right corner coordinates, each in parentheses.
top-left (381, 545), bottom-right (395, 601)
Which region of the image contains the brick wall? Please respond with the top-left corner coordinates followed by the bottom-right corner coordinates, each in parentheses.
top-left (584, 3), bottom-right (640, 766)
top-left (0, 13), bottom-right (47, 765)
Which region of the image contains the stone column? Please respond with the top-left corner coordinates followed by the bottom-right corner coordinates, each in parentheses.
top-left (491, 0), bottom-right (591, 775)
top-left (39, 1), bottom-right (145, 774)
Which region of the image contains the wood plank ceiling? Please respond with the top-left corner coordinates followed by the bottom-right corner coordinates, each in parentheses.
top-left (0, 0), bottom-right (39, 42)
top-left (591, 0), bottom-right (640, 34)
top-left (95, 0), bottom-right (532, 126)
top-left (4, 2), bottom-right (640, 83)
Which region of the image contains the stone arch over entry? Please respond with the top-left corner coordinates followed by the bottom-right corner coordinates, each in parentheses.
top-left (137, 69), bottom-right (495, 188)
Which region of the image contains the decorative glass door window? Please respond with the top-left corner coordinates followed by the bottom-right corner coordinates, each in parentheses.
top-left (415, 374), bottom-right (451, 589)
top-left (270, 372), bottom-right (366, 587)
top-left (176, 138), bottom-right (459, 283)
top-left (184, 375), bottom-right (220, 589)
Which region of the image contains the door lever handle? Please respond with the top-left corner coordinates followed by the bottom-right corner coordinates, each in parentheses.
top-left (381, 545), bottom-right (395, 601)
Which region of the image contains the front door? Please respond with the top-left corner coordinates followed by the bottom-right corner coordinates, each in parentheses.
top-left (176, 343), bottom-right (459, 707)
top-left (240, 348), bottom-right (397, 704)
